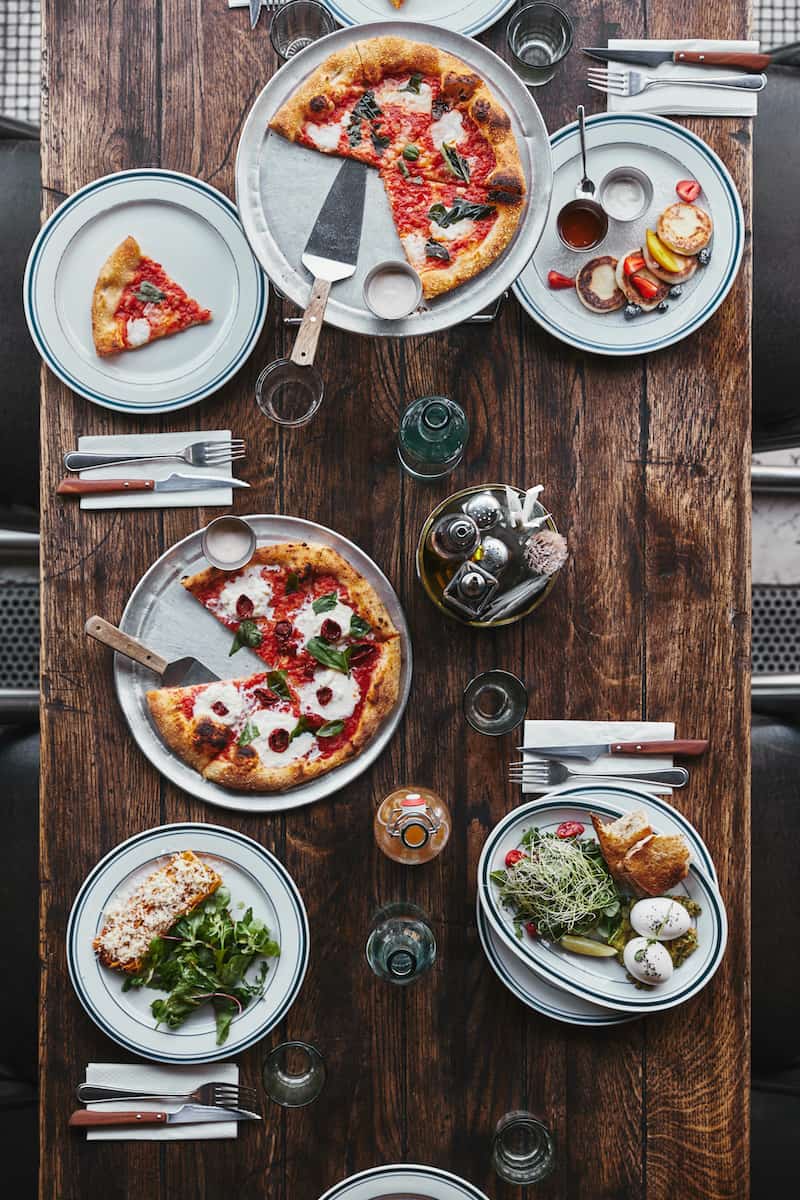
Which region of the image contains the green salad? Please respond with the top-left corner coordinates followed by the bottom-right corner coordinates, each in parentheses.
top-left (123, 887), bottom-right (280, 1046)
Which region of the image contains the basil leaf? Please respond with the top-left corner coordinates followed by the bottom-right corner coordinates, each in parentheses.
top-left (238, 721), bottom-right (260, 747)
top-left (425, 239), bottom-right (450, 262)
top-left (349, 614), bottom-right (371, 638)
top-left (432, 98), bottom-right (450, 120)
top-left (266, 670), bottom-right (291, 703)
top-left (428, 202), bottom-right (448, 226)
top-left (441, 140), bottom-right (470, 184)
top-left (352, 90), bottom-right (381, 121)
top-left (398, 159), bottom-right (410, 179)
top-left (285, 571), bottom-right (300, 595)
top-left (400, 72), bottom-right (423, 94)
top-left (371, 129), bottom-right (390, 155)
top-left (429, 197), bottom-right (495, 228)
top-left (290, 715), bottom-right (314, 741)
top-left (312, 591), bottom-right (338, 614)
top-left (402, 143), bottom-right (420, 161)
top-left (306, 637), bottom-right (351, 674)
top-left (347, 116), bottom-right (362, 147)
top-left (134, 279), bottom-right (166, 304)
top-left (317, 720), bottom-right (345, 738)
top-left (229, 618), bottom-right (262, 656)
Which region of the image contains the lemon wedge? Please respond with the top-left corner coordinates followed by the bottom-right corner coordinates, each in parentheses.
top-left (559, 935), bottom-right (618, 958)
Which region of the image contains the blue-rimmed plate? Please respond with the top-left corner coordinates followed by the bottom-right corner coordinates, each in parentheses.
top-left (67, 824), bottom-right (308, 1063)
top-left (478, 793), bottom-right (727, 1014)
top-left (318, 1164), bottom-right (491, 1200)
top-left (325, 0), bottom-right (517, 37)
top-left (512, 113), bottom-right (744, 356)
top-left (24, 169), bottom-right (268, 414)
top-left (476, 783), bottom-right (719, 1026)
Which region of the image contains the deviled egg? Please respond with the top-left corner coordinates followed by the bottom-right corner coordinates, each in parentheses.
top-left (630, 897), bottom-right (692, 941)
top-left (623, 937), bottom-right (674, 987)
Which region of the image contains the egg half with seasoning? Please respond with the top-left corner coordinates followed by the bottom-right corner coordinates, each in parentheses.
top-left (623, 937), bottom-right (674, 986)
top-left (630, 897), bottom-right (692, 941)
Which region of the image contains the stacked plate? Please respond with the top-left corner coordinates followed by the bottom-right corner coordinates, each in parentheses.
top-left (476, 784), bottom-right (728, 1025)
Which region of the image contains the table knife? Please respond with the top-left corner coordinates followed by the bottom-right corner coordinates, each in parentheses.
top-left (85, 616), bottom-right (220, 687)
top-left (582, 46), bottom-right (770, 73)
top-left (517, 739), bottom-right (709, 762)
top-left (56, 473), bottom-right (249, 496)
top-left (249, 0), bottom-right (262, 30)
top-left (69, 1104), bottom-right (259, 1128)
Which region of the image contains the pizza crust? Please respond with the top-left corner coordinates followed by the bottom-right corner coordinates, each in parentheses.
top-left (414, 199), bottom-right (523, 299)
top-left (91, 235), bottom-right (142, 356)
top-left (146, 687), bottom-right (234, 773)
top-left (268, 45), bottom-right (366, 143)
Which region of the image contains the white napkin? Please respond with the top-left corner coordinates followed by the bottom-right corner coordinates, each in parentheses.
top-left (605, 40), bottom-right (760, 117)
top-left (83, 1062), bottom-right (240, 1141)
top-left (77, 430), bottom-right (234, 511)
top-left (521, 720), bottom-right (676, 795)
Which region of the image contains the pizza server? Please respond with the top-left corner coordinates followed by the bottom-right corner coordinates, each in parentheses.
top-left (85, 616), bottom-right (219, 688)
top-left (255, 158), bottom-right (368, 426)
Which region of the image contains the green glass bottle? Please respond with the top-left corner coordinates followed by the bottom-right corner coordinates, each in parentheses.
top-left (397, 395), bottom-right (469, 480)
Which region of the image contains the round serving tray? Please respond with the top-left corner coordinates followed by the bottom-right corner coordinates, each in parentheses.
top-left (235, 20), bottom-right (553, 337)
top-left (114, 516), bottom-right (412, 814)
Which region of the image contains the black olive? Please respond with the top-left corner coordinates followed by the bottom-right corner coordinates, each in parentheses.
top-left (624, 304), bottom-right (642, 321)
top-left (698, 248), bottom-right (711, 266)
top-left (669, 284), bottom-right (684, 298)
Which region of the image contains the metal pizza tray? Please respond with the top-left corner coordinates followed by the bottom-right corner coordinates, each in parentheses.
top-left (235, 20), bottom-right (553, 337)
top-left (114, 516), bottom-right (413, 814)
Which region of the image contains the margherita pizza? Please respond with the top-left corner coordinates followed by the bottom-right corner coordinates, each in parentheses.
top-left (146, 543), bottom-right (401, 791)
top-left (268, 37), bottom-right (526, 298)
top-left (91, 236), bottom-right (212, 356)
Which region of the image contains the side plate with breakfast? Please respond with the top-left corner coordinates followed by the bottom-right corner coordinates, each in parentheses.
top-left (324, 0), bottom-right (519, 38)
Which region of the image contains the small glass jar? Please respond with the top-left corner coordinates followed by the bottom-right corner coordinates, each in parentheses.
top-left (397, 396), bottom-right (469, 480)
top-left (374, 786), bottom-right (451, 866)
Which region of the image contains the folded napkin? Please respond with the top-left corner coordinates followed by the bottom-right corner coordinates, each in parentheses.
top-left (83, 1062), bottom-right (240, 1141)
top-left (521, 720), bottom-right (676, 795)
top-left (77, 430), bottom-right (234, 511)
top-left (606, 40), bottom-right (760, 117)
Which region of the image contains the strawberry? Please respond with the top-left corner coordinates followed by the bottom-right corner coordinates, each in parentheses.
top-left (623, 252), bottom-right (646, 277)
top-left (631, 273), bottom-right (660, 301)
top-left (547, 270), bottom-right (575, 290)
top-left (676, 179), bottom-right (701, 203)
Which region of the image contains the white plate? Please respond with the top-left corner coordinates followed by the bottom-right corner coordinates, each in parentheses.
top-left (114, 515), bottom-right (412, 814)
top-left (513, 113), bottom-right (744, 356)
top-left (476, 784), bottom-right (719, 1026)
top-left (235, 20), bottom-right (552, 337)
top-left (318, 1164), bottom-right (491, 1200)
top-left (66, 824), bottom-right (309, 1064)
top-left (326, 0), bottom-right (517, 37)
top-left (478, 794), bottom-right (727, 1014)
top-left (24, 169), bottom-right (268, 414)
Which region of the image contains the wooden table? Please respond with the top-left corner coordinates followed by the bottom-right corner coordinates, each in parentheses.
top-left (38, 2), bottom-right (752, 1197)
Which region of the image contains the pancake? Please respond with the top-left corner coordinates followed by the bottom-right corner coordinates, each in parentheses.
top-left (657, 202), bottom-right (713, 256)
top-left (615, 254), bottom-right (670, 312)
top-left (575, 256), bottom-right (625, 314)
top-left (642, 241), bottom-right (698, 285)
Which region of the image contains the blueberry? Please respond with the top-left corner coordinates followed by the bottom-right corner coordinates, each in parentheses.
top-left (624, 304), bottom-right (642, 321)
top-left (657, 300), bottom-right (669, 313)
top-left (669, 284), bottom-right (684, 298)
top-left (698, 248), bottom-right (711, 266)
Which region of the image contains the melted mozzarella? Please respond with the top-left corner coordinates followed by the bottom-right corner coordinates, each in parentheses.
top-left (291, 597), bottom-right (354, 646)
top-left (430, 109), bottom-right (465, 149)
top-left (430, 217), bottom-right (475, 242)
top-left (305, 120), bottom-right (344, 151)
top-left (375, 80), bottom-right (433, 115)
top-left (248, 708), bottom-right (317, 768)
top-left (296, 668), bottom-right (360, 721)
top-left (126, 317), bottom-right (151, 347)
top-left (402, 233), bottom-right (428, 267)
top-left (193, 682), bottom-right (247, 727)
top-left (212, 565), bottom-right (274, 620)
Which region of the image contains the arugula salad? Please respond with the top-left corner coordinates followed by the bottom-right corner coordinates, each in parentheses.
top-left (123, 887), bottom-right (280, 1045)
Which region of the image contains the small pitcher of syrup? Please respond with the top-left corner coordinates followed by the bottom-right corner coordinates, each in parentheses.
top-left (555, 105), bottom-right (608, 252)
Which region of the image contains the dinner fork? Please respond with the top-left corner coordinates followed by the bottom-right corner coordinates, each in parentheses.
top-left (587, 66), bottom-right (767, 97)
top-left (75, 1080), bottom-right (260, 1112)
top-left (63, 438), bottom-right (246, 473)
top-left (508, 760), bottom-right (689, 789)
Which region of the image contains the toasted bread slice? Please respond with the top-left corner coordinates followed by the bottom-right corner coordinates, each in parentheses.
top-left (575, 256), bottom-right (626, 313)
top-left (615, 255), bottom-right (670, 311)
top-left (591, 809), bottom-right (652, 882)
top-left (657, 202), bottom-right (713, 256)
top-left (621, 833), bottom-right (691, 897)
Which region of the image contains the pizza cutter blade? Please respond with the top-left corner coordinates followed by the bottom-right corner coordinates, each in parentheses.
top-left (85, 616), bottom-right (220, 687)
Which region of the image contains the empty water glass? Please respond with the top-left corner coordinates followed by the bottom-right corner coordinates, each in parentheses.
top-left (270, 1), bottom-right (336, 62)
top-left (506, 3), bottom-right (574, 87)
top-left (262, 1040), bottom-right (327, 1107)
top-left (463, 670), bottom-right (528, 736)
top-left (492, 1111), bottom-right (556, 1184)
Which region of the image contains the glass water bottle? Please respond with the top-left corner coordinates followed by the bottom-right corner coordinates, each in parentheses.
top-left (397, 396), bottom-right (469, 480)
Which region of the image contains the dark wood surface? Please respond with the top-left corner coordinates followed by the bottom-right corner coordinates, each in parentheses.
top-left (38, 2), bottom-right (752, 1198)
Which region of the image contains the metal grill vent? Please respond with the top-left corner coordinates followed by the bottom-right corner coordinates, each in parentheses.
top-left (752, 584), bottom-right (800, 673)
top-left (0, 579), bottom-right (39, 688)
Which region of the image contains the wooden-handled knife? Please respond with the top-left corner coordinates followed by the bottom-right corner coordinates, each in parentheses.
top-left (583, 47), bottom-right (770, 73)
top-left (57, 473), bottom-right (249, 495)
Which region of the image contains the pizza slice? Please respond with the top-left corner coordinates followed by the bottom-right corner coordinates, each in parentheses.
top-left (91, 236), bottom-right (212, 356)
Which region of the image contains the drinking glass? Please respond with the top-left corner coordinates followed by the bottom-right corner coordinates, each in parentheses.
top-left (270, 1), bottom-right (336, 62)
top-left (255, 359), bottom-right (324, 427)
top-left (366, 902), bottom-right (437, 985)
top-left (506, 3), bottom-right (574, 87)
top-left (463, 670), bottom-right (528, 736)
top-left (492, 1111), bottom-right (556, 1184)
top-left (397, 395), bottom-right (469, 480)
top-left (262, 1040), bottom-right (326, 1107)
